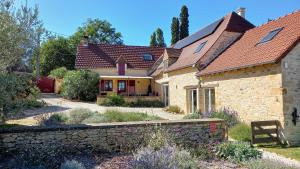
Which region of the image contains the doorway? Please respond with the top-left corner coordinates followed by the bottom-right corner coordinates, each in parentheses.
top-left (189, 89), bottom-right (199, 113)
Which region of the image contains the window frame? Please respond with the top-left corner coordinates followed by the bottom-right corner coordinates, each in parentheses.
top-left (143, 54), bottom-right (153, 61)
top-left (258, 27), bottom-right (283, 44)
top-left (101, 80), bottom-right (113, 91)
top-left (194, 41), bottom-right (207, 54)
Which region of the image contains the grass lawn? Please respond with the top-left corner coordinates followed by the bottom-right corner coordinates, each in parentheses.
top-left (259, 144), bottom-right (300, 161)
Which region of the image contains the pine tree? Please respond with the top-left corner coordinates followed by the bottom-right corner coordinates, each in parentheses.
top-left (150, 32), bottom-right (158, 47)
top-left (171, 17), bottom-right (180, 45)
top-left (179, 5), bottom-right (189, 40)
top-left (156, 28), bottom-right (166, 47)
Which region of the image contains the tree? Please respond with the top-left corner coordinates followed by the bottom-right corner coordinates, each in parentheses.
top-left (156, 28), bottom-right (166, 47)
top-left (149, 32), bottom-right (158, 47)
top-left (32, 37), bottom-right (75, 76)
top-left (179, 5), bottom-right (189, 40)
top-left (69, 18), bottom-right (123, 51)
top-left (171, 17), bottom-right (180, 45)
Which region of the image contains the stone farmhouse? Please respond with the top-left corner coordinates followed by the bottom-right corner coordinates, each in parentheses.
top-left (76, 9), bottom-right (300, 144)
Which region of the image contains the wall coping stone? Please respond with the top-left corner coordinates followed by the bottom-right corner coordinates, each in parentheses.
top-left (0, 119), bottom-right (224, 134)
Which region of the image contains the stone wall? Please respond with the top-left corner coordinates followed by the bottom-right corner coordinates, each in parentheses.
top-left (0, 119), bottom-right (225, 154)
top-left (281, 43), bottom-right (300, 145)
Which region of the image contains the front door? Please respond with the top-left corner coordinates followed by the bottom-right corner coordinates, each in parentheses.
top-left (162, 84), bottom-right (169, 107)
top-left (189, 89), bottom-right (198, 113)
top-left (128, 80), bottom-right (135, 95)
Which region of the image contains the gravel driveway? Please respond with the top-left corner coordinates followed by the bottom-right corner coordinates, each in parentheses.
top-left (37, 94), bottom-right (184, 120)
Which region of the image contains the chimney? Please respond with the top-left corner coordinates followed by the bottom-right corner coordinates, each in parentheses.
top-left (236, 7), bottom-right (246, 18)
top-left (82, 35), bottom-right (89, 47)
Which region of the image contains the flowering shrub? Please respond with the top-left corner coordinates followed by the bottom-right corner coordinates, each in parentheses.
top-left (61, 70), bottom-right (99, 101)
top-left (131, 145), bottom-right (198, 169)
top-left (216, 141), bottom-right (262, 163)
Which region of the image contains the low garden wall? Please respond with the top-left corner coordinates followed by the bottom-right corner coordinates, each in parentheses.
top-left (0, 119), bottom-right (225, 155)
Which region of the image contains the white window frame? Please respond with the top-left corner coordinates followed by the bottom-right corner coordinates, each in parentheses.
top-left (190, 88), bottom-right (199, 113)
top-left (203, 88), bottom-right (214, 113)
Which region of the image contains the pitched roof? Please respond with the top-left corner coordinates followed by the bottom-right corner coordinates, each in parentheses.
top-left (165, 48), bottom-right (182, 58)
top-left (199, 10), bottom-right (300, 76)
top-left (75, 44), bottom-right (164, 69)
top-left (166, 12), bottom-right (254, 72)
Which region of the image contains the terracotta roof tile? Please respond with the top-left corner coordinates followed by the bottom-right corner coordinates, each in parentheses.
top-left (75, 44), bottom-right (164, 69)
top-left (199, 10), bottom-right (300, 76)
top-left (167, 12), bottom-right (254, 72)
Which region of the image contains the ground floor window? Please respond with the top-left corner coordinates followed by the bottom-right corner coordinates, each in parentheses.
top-left (118, 80), bottom-right (126, 93)
top-left (101, 80), bottom-right (113, 91)
top-left (189, 88), bottom-right (199, 113)
top-left (204, 88), bottom-right (215, 113)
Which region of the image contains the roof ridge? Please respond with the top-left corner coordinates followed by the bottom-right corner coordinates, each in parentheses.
top-left (85, 43), bottom-right (165, 49)
top-left (256, 9), bottom-right (300, 28)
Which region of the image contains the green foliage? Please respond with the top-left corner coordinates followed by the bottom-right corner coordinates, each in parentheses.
top-left (99, 94), bottom-right (125, 106)
top-left (189, 143), bottom-right (215, 160)
top-left (149, 32), bottom-right (158, 47)
top-left (48, 67), bottom-right (68, 79)
top-left (33, 37), bottom-right (75, 76)
top-left (171, 17), bottom-right (180, 45)
top-left (103, 110), bottom-right (161, 122)
top-left (69, 18), bottom-right (123, 51)
top-left (179, 5), bottom-right (189, 39)
top-left (245, 159), bottom-right (297, 169)
top-left (36, 113), bottom-right (68, 126)
top-left (229, 123), bottom-right (251, 141)
top-left (128, 99), bottom-right (164, 108)
top-left (216, 141), bottom-right (262, 163)
top-left (68, 108), bottom-right (96, 124)
top-left (0, 73), bottom-right (41, 120)
top-left (156, 28), bottom-right (166, 47)
top-left (147, 129), bottom-right (172, 151)
top-left (209, 110), bottom-right (239, 128)
top-left (183, 112), bottom-right (202, 119)
top-left (166, 105), bottom-right (183, 114)
top-left (61, 70), bottom-right (99, 101)
top-left (60, 160), bottom-right (86, 169)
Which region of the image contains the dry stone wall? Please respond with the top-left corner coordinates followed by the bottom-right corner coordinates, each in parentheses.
top-left (0, 119), bottom-right (225, 155)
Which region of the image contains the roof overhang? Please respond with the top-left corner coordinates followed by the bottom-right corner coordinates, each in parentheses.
top-left (100, 75), bottom-right (153, 79)
top-left (155, 77), bottom-right (169, 84)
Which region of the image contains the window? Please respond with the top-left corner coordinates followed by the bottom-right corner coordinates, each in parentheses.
top-left (204, 88), bottom-right (215, 113)
top-left (143, 54), bottom-right (153, 61)
top-left (101, 80), bottom-right (113, 91)
top-left (258, 27), bottom-right (283, 44)
top-left (118, 63), bottom-right (126, 75)
top-left (118, 80), bottom-right (126, 93)
top-left (194, 41), bottom-right (207, 53)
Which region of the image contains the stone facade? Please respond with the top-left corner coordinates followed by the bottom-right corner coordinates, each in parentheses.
top-left (200, 43), bottom-right (300, 145)
top-left (281, 43), bottom-right (300, 145)
top-left (0, 119), bottom-right (225, 154)
top-left (168, 67), bottom-right (199, 114)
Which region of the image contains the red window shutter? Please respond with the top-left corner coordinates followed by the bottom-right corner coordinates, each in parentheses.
top-left (118, 63), bottom-right (125, 75)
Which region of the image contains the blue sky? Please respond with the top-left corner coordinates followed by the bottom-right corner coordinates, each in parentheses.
top-left (17, 0), bottom-right (299, 46)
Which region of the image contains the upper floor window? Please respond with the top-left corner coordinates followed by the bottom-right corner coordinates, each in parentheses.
top-left (143, 54), bottom-right (153, 61)
top-left (258, 27), bottom-right (283, 44)
top-left (194, 41), bottom-right (207, 54)
top-left (118, 63), bottom-right (126, 75)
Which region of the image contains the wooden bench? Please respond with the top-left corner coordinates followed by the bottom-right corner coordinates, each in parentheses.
top-left (251, 120), bottom-right (280, 145)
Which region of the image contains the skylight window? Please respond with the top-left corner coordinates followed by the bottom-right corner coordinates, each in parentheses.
top-left (143, 54), bottom-right (153, 61)
top-left (258, 27), bottom-right (283, 44)
top-left (194, 41), bottom-right (207, 53)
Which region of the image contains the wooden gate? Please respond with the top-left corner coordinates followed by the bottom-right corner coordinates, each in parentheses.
top-left (251, 120), bottom-right (280, 145)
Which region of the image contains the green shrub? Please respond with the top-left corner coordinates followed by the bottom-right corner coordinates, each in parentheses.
top-left (99, 94), bottom-right (125, 106)
top-left (166, 105), bottom-right (183, 114)
top-left (60, 160), bottom-right (86, 169)
top-left (216, 141), bottom-right (262, 163)
top-left (189, 143), bottom-right (215, 160)
top-left (81, 114), bottom-right (107, 124)
top-left (68, 108), bottom-right (96, 124)
top-left (37, 113), bottom-right (68, 126)
top-left (209, 109), bottom-right (239, 128)
top-left (0, 73), bottom-right (41, 120)
top-left (128, 99), bottom-right (164, 108)
top-left (245, 159), bottom-right (297, 169)
top-left (48, 67), bottom-right (68, 79)
top-left (61, 70), bottom-right (99, 101)
top-left (183, 112), bottom-right (202, 119)
top-left (229, 123), bottom-right (251, 141)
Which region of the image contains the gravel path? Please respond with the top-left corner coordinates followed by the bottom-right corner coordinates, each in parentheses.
top-left (260, 149), bottom-right (300, 168)
top-left (35, 93), bottom-right (184, 120)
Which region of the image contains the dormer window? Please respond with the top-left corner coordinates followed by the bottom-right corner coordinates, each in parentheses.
top-left (143, 54), bottom-right (153, 61)
top-left (194, 41), bottom-right (207, 53)
top-left (258, 27), bottom-right (283, 44)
